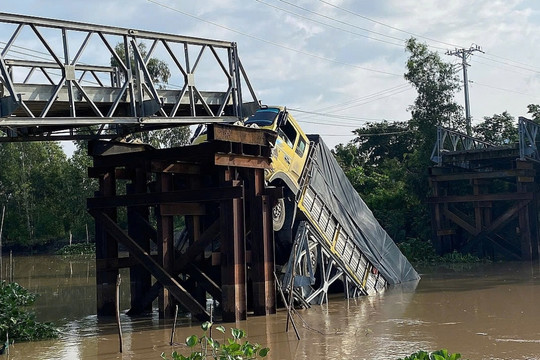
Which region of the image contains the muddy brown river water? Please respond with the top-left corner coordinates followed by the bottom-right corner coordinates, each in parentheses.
top-left (4, 255), bottom-right (540, 359)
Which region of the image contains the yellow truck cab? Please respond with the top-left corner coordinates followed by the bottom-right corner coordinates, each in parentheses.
top-left (244, 106), bottom-right (309, 196)
top-left (192, 105), bottom-right (309, 234)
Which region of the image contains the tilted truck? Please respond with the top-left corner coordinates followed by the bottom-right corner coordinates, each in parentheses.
top-left (194, 105), bottom-right (419, 304)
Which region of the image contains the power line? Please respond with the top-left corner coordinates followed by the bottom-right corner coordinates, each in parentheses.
top-left (316, 0), bottom-right (462, 50)
top-left (146, 0), bottom-right (402, 77)
top-left (259, 0), bottom-right (405, 47)
top-left (471, 81), bottom-right (538, 98)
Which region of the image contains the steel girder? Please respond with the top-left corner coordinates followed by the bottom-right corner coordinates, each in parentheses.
top-left (0, 12), bottom-right (259, 141)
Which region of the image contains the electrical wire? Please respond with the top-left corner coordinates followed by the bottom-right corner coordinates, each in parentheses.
top-left (146, 0), bottom-right (402, 77)
top-left (256, 0), bottom-right (405, 47)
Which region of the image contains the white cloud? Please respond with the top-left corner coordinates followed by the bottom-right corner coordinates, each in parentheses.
top-left (3, 0), bottom-right (540, 149)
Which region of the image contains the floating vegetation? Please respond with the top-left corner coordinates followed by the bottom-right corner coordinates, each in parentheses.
top-left (0, 281), bottom-right (58, 342)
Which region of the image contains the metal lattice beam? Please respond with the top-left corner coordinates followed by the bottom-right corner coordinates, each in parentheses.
top-left (0, 12), bottom-right (259, 141)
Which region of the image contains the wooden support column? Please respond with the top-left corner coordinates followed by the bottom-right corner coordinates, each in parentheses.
top-left (429, 175), bottom-right (445, 255)
top-left (220, 169), bottom-right (247, 322)
top-left (157, 172), bottom-right (176, 318)
top-left (249, 169), bottom-right (275, 315)
top-left (95, 169), bottom-right (118, 316)
top-left (127, 167), bottom-right (152, 314)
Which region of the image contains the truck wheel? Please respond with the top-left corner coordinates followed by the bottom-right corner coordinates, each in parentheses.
top-left (272, 198), bottom-right (286, 231)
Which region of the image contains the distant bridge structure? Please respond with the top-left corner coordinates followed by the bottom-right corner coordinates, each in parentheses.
top-left (429, 118), bottom-right (540, 261)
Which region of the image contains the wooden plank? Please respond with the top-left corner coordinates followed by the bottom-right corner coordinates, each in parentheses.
top-left (436, 229), bottom-right (456, 236)
top-left (87, 185), bottom-right (243, 209)
top-left (189, 265), bottom-right (222, 300)
top-left (89, 209), bottom-right (210, 321)
top-left (174, 220), bottom-right (220, 273)
top-left (150, 160), bottom-right (201, 174)
top-left (214, 153), bottom-right (272, 169)
top-left (443, 208), bottom-right (478, 236)
top-left (159, 203), bottom-right (205, 216)
top-left (429, 192), bottom-right (533, 203)
top-left (208, 123), bottom-right (277, 146)
top-left (430, 169), bottom-right (535, 182)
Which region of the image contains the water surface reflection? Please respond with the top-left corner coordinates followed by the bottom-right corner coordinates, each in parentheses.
top-left (6, 256), bottom-right (540, 359)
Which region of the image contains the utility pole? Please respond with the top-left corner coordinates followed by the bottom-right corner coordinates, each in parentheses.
top-left (447, 44), bottom-right (484, 136)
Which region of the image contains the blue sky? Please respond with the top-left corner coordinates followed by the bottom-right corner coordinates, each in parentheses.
top-left (3, 1), bottom-right (540, 150)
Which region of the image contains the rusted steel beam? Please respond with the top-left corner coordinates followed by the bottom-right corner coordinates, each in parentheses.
top-left (249, 168), bottom-right (275, 315)
top-left (127, 168), bottom-right (152, 315)
top-left (87, 185), bottom-right (243, 209)
top-left (220, 175), bottom-right (247, 322)
top-left (96, 255), bottom-right (159, 271)
top-left (95, 170), bottom-right (118, 316)
top-left (89, 209), bottom-right (210, 321)
top-left (157, 173), bottom-right (176, 319)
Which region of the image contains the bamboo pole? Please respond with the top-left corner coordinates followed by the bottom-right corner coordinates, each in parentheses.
top-left (169, 305), bottom-right (179, 345)
top-left (116, 274), bottom-right (123, 353)
top-left (9, 250), bottom-right (13, 283)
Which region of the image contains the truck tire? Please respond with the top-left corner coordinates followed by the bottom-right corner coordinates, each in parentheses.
top-left (272, 198), bottom-right (286, 231)
top-left (274, 195), bottom-right (296, 264)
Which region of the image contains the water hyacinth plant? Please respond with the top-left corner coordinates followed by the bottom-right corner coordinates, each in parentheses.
top-left (0, 281), bottom-right (57, 342)
top-left (162, 322), bottom-right (269, 360)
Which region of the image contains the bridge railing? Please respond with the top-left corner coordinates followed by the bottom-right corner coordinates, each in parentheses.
top-left (0, 12), bottom-right (259, 141)
top-left (518, 117), bottom-right (540, 162)
top-left (430, 126), bottom-right (495, 166)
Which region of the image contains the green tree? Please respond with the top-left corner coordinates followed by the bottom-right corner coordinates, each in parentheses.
top-left (404, 37), bottom-right (464, 154)
top-left (333, 38), bottom-right (463, 246)
top-left (111, 42), bottom-right (190, 148)
top-left (527, 104), bottom-right (540, 122)
top-left (0, 142), bottom-right (73, 247)
top-left (473, 111), bottom-right (518, 145)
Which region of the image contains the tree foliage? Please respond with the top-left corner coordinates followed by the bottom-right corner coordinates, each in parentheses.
top-left (334, 38), bottom-right (464, 247)
top-left (404, 38), bottom-right (463, 152)
top-left (111, 42), bottom-right (190, 148)
top-left (473, 111), bottom-right (518, 145)
top-left (0, 142), bottom-right (92, 248)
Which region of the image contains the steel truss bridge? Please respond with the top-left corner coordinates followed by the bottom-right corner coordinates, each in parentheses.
top-left (431, 117), bottom-right (540, 165)
top-left (429, 118), bottom-right (540, 261)
top-left (0, 12), bottom-right (259, 142)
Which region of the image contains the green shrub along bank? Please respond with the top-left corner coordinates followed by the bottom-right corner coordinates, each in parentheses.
top-left (56, 242), bottom-right (96, 256)
top-left (398, 237), bottom-right (484, 265)
top-left (398, 349), bottom-right (467, 360)
top-left (162, 322), bottom-right (269, 360)
top-left (0, 281), bottom-right (57, 342)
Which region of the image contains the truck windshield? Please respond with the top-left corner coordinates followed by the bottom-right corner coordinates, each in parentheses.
top-left (245, 108), bottom-right (280, 127)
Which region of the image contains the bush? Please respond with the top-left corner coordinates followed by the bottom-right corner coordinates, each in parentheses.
top-left (162, 322), bottom-right (269, 360)
top-left (398, 349), bottom-right (466, 360)
top-left (398, 238), bottom-right (484, 265)
top-left (0, 281), bottom-right (58, 342)
top-left (56, 242), bottom-right (95, 256)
